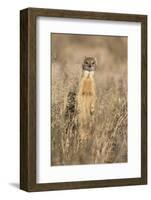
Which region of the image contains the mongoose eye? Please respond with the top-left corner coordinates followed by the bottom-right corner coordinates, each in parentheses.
top-left (85, 61), bottom-right (88, 64)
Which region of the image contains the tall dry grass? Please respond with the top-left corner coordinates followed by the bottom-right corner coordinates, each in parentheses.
top-left (51, 33), bottom-right (127, 165)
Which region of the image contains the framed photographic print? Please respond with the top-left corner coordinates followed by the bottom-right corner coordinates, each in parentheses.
top-left (20, 8), bottom-right (147, 191)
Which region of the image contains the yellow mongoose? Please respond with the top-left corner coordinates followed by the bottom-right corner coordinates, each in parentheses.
top-left (77, 57), bottom-right (97, 139)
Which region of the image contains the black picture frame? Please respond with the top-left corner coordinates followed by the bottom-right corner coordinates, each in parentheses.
top-left (20, 7), bottom-right (147, 192)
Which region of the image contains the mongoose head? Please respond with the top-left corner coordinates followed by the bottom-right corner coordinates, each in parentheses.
top-left (82, 57), bottom-right (97, 72)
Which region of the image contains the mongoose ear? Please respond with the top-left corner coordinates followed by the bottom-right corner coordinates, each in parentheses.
top-left (94, 57), bottom-right (97, 65)
top-left (84, 56), bottom-right (87, 61)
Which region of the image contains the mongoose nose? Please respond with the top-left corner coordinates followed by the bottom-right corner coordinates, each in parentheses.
top-left (89, 65), bottom-right (91, 68)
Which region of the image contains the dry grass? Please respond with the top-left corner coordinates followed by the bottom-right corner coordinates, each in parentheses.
top-left (51, 33), bottom-right (127, 165)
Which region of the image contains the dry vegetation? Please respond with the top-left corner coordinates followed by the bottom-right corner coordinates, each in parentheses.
top-left (51, 33), bottom-right (127, 165)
